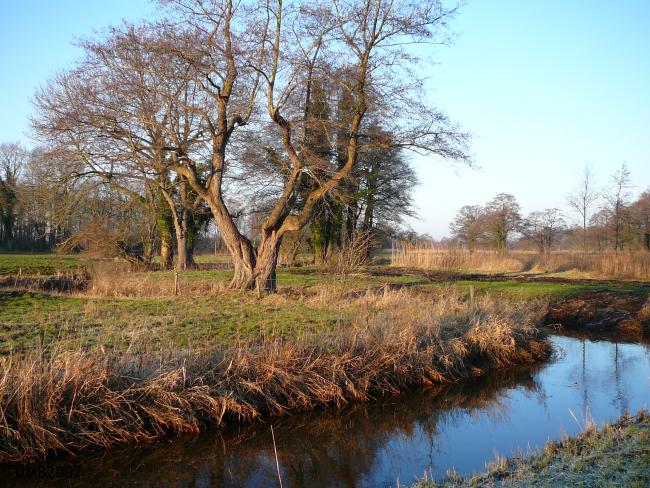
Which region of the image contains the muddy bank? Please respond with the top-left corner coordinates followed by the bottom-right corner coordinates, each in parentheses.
top-left (543, 290), bottom-right (650, 335)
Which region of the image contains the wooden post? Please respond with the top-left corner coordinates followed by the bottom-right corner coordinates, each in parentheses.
top-left (174, 270), bottom-right (179, 296)
top-left (469, 285), bottom-right (475, 308)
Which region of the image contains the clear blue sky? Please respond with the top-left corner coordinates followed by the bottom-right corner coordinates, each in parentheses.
top-left (1, 1), bottom-right (649, 238)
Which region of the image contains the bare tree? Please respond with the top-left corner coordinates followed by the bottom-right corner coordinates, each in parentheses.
top-left (567, 164), bottom-right (599, 253)
top-left (522, 208), bottom-right (566, 255)
top-left (607, 163), bottom-right (632, 251)
top-left (483, 193), bottom-right (521, 252)
top-left (33, 24), bottom-right (210, 270)
top-left (33, 0), bottom-right (469, 288)
top-left (156, 0), bottom-right (470, 290)
top-left (589, 206), bottom-right (611, 252)
top-left (449, 204), bottom-right (484, 252)
top-left (629, 189), bottom-right (650, 250)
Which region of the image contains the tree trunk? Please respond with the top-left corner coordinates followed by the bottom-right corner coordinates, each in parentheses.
top-left (156, 190), bottom-right (175, 270)
top-left (175, 228), bottom-right (189, 271)
top-left (184, 209), bottom-right (197, 269)
top-left (310, 209), bottom-right (331, 265)
top-left (254, 231), bottom-right (282, 292)
top-left (143, 224), bottom-right (156, 268)
top-left (222, 229), bottom-right (282, 292)
top-left (223, 232), bottom-right (257, 289)
top-left (160, 234), bottom-right (174, 270)
top-left (172, 210), bottom-right (197, 271)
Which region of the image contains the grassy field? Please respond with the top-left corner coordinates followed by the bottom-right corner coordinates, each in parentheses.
top-left (0, 252), bottom-right (558, 463)
top-left (0, 286), bottom-right (550, 463)
top-left (413, 410), bottom-right (650, 487)
top-left (0, 252), bottom-right (647, 465)
top-left (1, 253), bottom-right (648, 356)
top-left (0, 253), bottom-right (84, 275)
top-left (0, 291), bottom-right (339, 354)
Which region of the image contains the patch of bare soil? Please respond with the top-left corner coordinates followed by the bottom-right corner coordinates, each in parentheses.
top-left (543, 290), bottom-right (650, 335)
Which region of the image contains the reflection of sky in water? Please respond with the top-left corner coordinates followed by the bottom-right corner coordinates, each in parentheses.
top-left (378, 336), bottom-right (650, 486)
top-left (5, 335), bottom-right (650, 488)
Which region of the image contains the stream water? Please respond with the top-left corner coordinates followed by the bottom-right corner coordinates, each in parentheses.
top-left (6, 333), bottom-right (650, 487)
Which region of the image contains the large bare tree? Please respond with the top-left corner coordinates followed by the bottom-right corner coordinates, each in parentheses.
top-left (154, 0), bottom-right (470, 290)
top-left (33, 24), bottom-right (211, 270)
top-left (34, 0), bottom-right (470, 289)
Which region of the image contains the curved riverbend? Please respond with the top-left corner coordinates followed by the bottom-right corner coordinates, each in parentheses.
top-left (4, 333), bottom-right (649, 487)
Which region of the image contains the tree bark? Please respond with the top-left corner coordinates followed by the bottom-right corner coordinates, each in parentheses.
top-left (160, 234), bottom-right (174, 270)
top-left (254, 231), bottom-right (282, 292)
top-left (171, 209), bottom-right (197, 271)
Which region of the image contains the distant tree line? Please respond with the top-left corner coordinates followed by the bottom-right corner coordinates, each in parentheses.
top-left (449, 163), bottom-right (650, 253)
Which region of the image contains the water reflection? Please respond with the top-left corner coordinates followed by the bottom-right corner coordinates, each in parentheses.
top-left (5, 335), bottom-right (650, 488)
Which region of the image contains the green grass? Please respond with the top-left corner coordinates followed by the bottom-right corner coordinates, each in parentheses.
top-left (150, 266), bottom-right (424, 288)
top-left (0, 253), bottom-right (84, 275)
top-left (0, 290), bottom-right (340, 354)
top-left (415, 280), bottom-right (650, 300)
top-left (1, 253), bottom-right (648, 355)
top-left (151, 253), bottom-right (233, 265)
top-left (413, 411), bottom-right (650, 487)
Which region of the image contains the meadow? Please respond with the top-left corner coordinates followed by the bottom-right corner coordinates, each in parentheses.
top-left (0, 251), bottom-right (647, 466)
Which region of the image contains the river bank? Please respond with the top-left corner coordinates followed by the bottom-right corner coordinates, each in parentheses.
top-left (0, 287), bottom-right (549, 464)
top-left (414, 410), bottom-right (650, 487)
top-left (1, 333), bottom-right (647, 487)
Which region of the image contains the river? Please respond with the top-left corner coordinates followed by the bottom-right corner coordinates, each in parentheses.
top-left (5, 333), bottom-right (650, 487)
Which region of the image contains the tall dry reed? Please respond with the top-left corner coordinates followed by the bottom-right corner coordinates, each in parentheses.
top-left (392, 243), bottom-right (650, 280)
top-left (0, 289), bottom-right (549, 463)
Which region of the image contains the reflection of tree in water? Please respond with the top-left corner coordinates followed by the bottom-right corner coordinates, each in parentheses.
top-left (5, 364), bottom-right (543, 488)
top-left (555, 331), bottom-right (644, 419)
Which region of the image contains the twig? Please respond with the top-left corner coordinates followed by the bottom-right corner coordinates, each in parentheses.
top-left (271, 425), bottom-right (283, 488)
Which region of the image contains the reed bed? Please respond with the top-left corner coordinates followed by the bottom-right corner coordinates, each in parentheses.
top-left (0, 288), bottom-right (549, 463)
top-left (392, 244), bottom-right (650, 280)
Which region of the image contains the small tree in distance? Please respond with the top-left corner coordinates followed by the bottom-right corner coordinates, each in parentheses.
top-left (483, 193), bottom-right (521, 252)
top-left (449, 204), bottom-right (484, 253)
top-left (567, 164), bottom-right (599, 253)
top-left (522, 208), bottom-right (566, 255)
top-left (607, 163), bottom-right (633, 252)
top-left (0, 143), bottom-right (28, 250)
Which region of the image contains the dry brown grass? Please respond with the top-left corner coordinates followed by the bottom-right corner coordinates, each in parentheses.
top-left (0, 288), bottom-right (549, 463)
top-left (392, 244), bottom-right (650, 280)
top-left (86, 261), bottom-right (226, 298)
